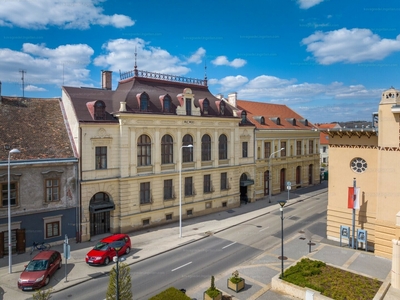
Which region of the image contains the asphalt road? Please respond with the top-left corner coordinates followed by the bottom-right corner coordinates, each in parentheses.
top-left (50, 192), bottom-right (327, 300)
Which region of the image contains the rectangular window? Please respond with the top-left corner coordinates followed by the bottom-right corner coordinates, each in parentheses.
top-left (1, 182), bottom-right (17, 207)
top-left (297, 141), bottom-right (302, 155)
top-left (46, 221), bottom-right (60, 238)
top-left (187, 209), bottom-right (193, 216)
top-left (242, 142), bottom-right (248, 158)
top-left (95, 146), bottom-right (107, 169)
top-left (166, 214), bottom-right (172, 220)
top-left (203, 175), bottom-right (211, 193)
top-left (323, 146), bottom-right (327, 153)
top-left (323, 157), bottom-right (327, 163)
top-left (184, 177), bottom-right (193, 196)
top-left (140, 182), bottom-right (151, 204)
top-left (46, 179), bottom-right (60, 202)
top-left (281, 142), bottom-right (287, 157)
top-left (163, 179), bottom-right (173, 200)
top-left (220, 172), bottom-right (228, 190)
top-left (264, 142), bottom-right (271, 158)
top-left (309, 140), bottom-right (314, 154)
top-left (185, 98), bottom-right (191, 115)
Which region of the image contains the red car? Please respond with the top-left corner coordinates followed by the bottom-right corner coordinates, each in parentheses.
top-left (18, 250), bottom-right (62, 291)
top-left (85, 234), bottom-right (131, 265)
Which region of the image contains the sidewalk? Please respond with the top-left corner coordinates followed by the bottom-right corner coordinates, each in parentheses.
top-left (0, 181), bottom-right (398, 300)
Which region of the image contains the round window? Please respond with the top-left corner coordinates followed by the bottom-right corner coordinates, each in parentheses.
top-left (350, 157), bottom-right (367, 173)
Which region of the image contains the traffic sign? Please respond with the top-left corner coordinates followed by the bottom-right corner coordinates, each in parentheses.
top-left (287, 181), bottom-right (291, 186)
top-left (287, 186), bottom-right (291, 191)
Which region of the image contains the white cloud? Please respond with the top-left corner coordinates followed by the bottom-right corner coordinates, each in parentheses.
top-left (0, 0), bottom-right (134, 29)
top-left (298, 0), bottom-right (324, 9)
top-left (25, 85), bottom-right (47, 92)
top-left (211, 56), bottom-right (247, 68)
top-left (94, 38), bottom-right (191, 75)
top-left (302, 28), bottom-right (400, 65)
top-left (186, 47), bottom-right (206, 64)
top-left (213, 75), bottom-right (249, 91)
top-left (0, 43), bottom-right (94, 87)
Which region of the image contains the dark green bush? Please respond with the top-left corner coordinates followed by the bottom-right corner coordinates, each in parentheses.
top-left (148, 287), bottom-right (191, 300)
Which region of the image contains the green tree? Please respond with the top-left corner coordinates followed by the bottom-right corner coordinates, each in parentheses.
top-left (106, 262), bottom-right (132, 300)
top-left (32, 288), bottom-right (52, 300)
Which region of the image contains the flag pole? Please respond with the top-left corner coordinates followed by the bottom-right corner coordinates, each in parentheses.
top-left (352, 177), bottom-right (356, 249)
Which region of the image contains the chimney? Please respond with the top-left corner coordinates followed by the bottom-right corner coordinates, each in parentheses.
top-left (101, 70), bottom-right (112, 90)
top-left (228, 92), bottom-right (237, 108)
top-left (119, 102), bottom-right (127, 112)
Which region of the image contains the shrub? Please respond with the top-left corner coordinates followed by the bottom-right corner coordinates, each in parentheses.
top-left (205, 275), bottom-right (221, 297)
top-left (149, 287), bottom-right (191, 300)
top-left (32, 288), bottom-right (52, 300)
top-left (229, 270), bottom-right (242, 284)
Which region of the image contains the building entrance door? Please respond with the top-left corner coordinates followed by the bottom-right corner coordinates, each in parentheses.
top-left (90, 211), bottom-right (110, 236)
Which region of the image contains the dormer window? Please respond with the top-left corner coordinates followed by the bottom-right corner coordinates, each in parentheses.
top-left (261, 117), bottom-right (265, 125)
top-left (241, 111), bottom-right (247, 123)
top-left (94, 101), bottom-right (106, 120)
top-left (293, 119), bottom-right (296, 126)
top-left (163, 95), bottom-right (171, 113)
top-left (140, 93), bottom-right (149, 112)
top-left (203, 99), bottom-right (209, 115)
top-left (220, 101), bottom-right (226, 116)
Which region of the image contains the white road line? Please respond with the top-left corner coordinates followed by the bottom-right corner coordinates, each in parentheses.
top-left (259, 226), bottom-right (269, 232)
top-left (171, 261), bottom-right (192, 272)
top-left (222, 242), bottom-right (236, 249)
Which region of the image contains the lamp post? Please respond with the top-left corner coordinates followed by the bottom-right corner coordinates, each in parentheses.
top-left (278, 199), bottom-right (287, 279)
top-left (268, 148), bottom-right (284, 203)
top-left (110, 241), bottom-right (125, 300)
top-left (8, 148), bottom-right (20, 274)
top-left (179, 144), bottom-right (193, 238)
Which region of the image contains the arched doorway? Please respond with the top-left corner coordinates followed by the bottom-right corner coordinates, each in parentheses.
top-left (308, 164), bottom-right (313, 184)
top-left (89, 192), bottom-right (115, 236)
top-left (280, 168), bottom-right (286, 192)
top-left (296, 166), bottom-right (301, 186)
top-left (264, 170), bottom-right (270, 196)
top-left (240, 173), bottom-right (254, 203)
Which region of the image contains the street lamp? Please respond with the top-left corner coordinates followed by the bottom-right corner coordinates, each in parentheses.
top-left (278, 199), bottom-right (287, 279)
top-left (268, 148), bottom-right (284, 203)
top-left (110, 241), bottom-right (125, 300)
top-left (8, 148), bottom-right (20, 274)
top-left (179, 144), bottom-right (193, 238)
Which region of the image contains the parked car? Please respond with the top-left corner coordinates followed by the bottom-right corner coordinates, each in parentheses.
top-left (85, 233), bottom-right (131, 265)
top-left (18, 250), bottom-right (62, 291)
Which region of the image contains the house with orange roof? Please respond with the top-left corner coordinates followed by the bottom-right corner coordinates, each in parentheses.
top-left (222, 94), bottom-right (320, 200)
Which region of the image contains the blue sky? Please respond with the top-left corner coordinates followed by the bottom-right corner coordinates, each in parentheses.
top-left (1, 0), bottom-right (400, 123)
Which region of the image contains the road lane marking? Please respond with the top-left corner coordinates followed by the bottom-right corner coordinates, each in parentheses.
top-left (222, 242), bottom-right (236, 249)
top-left (171, 261), bottom-right (192, 272)
top-left (259, 226), bottom-right (269, 232)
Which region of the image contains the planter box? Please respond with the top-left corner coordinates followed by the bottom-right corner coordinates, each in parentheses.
top-left (203, 290), bottom-right (222, 300)
top-left (227, 278), bottom-right (245, 292)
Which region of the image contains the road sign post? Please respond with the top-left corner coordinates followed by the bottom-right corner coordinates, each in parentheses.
top-left (63, 234), bottom-right (70, 282)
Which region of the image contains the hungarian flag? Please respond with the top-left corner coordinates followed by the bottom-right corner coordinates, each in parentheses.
top-left (348, 187), bottom-right (360, 209)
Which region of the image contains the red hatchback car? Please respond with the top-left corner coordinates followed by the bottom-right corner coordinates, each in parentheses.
top-left (85, 234), bottom-right (131, 265)
top-left (18, 250), bottom-right (62, 291)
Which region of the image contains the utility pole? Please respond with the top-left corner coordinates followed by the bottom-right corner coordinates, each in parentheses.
top-left (19, 69), bottom-right (26, 98)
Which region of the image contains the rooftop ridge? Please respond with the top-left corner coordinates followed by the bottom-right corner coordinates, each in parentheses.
top-left (119, 69), bottom-right (207, 86)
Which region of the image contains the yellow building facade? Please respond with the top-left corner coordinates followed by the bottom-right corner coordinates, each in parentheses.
top-left (323, 87), bottom-right (400, 258)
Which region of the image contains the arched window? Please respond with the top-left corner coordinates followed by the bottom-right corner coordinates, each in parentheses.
top-left (220, 101), bottom-right (226, 116)
top-left (241, 111), bottom-right (247, 123)
top-left (163, 95), bottom-right (171, 113)
top-left (137, 134), bottom-right (151, 166)
top-left (219, 134), bottom-right (228, 160)
top-left (140, 93), bottom-right (149, 112)
top-left (261, 116), bottom-right (265, 125)
top-left (276, 117), bottom-right (281, 125)
top-left (94, 101), bottom-right (106, 120)
top-left (201, 134), bottom-right (211, 161)
top-left (182, 134), bottom-right (193, 162)
top-left (203, 99), bottom-right (210, 115)
top-left (161, 134), bottom-right (173, 164)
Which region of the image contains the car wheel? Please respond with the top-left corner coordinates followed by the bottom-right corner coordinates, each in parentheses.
top-left (58, 260), bottom-right (62, 269)
top-left (104, 257), bottom-right (110, 265)
top-left (44, 276), bottom-right (50, 286)
top-left (125, 247), bottom-right (130, 255)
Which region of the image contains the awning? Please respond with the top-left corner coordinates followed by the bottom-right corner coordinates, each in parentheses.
top-left (240, 179), bottom-right (254, 187)
top-left (89, 202), bottom-right (115, 213)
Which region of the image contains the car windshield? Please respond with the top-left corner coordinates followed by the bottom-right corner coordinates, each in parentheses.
top-left (93, 241), bottom-right (109, 251)
top-left (26, 259), bottom-right (48, 271)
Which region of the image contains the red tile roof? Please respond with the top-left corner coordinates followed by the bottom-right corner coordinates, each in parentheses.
top-left (316, 123), bottom-right (339, 145)
top-left (236, 99), bottom-right (315, 130)
top-left (0, 97), bottom-right (76, 162)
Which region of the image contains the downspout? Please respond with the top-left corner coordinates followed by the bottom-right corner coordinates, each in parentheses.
top-left (78, 126), bottom-right (82, 242)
